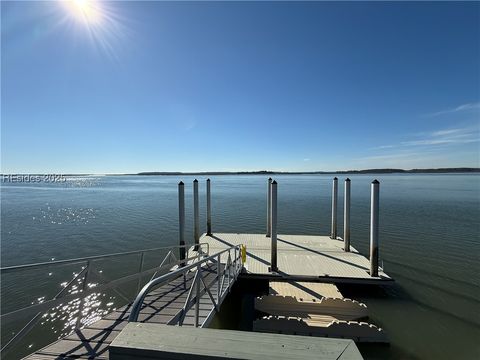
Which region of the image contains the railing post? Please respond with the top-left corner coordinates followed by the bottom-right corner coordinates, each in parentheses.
top-left (206, 178), bottom-right (212, 235)
top-left (184, 245), bottom-right (187, 287)
top-left (194, 264), bottom-right (201, 327)
top-left (227, 254), bottom-right (230, 285)
top-left (344, 178), bottom-right (351, 252)
top-left (193, 179), bottom-right (200, 247)
top-left (228, 253), bottom-right (231, 284)
top-left (266, 177), bottom-right (272, 237)
top-left (370, 179), bottom-right (380, 277)
top-left (236, 246), bottom-right (240, 274)
top-left (331, 177), bottom-right (338, 239)
top-left (270, 180), bottom-right (278, 272)
top-left (136, 252), bottom-right (145, 294)
top-left (233, 247), bottom-right (238, 280)
top-left (217, 254), bottom-right (221, 304)
top-left (178, 182), bottom-right (186, 266)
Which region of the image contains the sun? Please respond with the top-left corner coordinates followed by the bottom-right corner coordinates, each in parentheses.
top-left (63, 0), bottom-right (103, 25)
top-left (58, 0), bottom-right (125, 60)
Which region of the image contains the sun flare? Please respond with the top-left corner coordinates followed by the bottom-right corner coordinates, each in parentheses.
top-left (64, 0), bottom-right (103, 25)
top-left (57, 0), bottom-right (126, 59)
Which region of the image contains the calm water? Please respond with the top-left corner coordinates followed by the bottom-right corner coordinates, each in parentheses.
top-left (1, 174), bottom-right (479, 359)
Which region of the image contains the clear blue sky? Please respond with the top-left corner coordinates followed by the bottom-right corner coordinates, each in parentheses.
top-left (2, 1), bottom-right (479, 173)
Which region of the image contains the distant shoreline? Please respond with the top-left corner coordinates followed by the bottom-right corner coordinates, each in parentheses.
top-left (3, 168), bottom-right (479, 176)
top-left (135, 168), bottom-right (480, 175)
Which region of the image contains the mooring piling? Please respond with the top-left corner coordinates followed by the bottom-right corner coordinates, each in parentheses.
top-left (206, 179), bottom-right (212, 236)
top-left (178, 181), bottom-right (186, 264)
top-left (344, 178), bottom-right (351, 252)
top-left (370, 179), bottom-right (380, 277)
top-left (331, 177), bottom-right (338, 239)
top-left (266, 177), bottom-right (272, 237)
top-left (193, 179), bottom-right (199, 246)
top-left (270, 180), bottom-right (278, 272)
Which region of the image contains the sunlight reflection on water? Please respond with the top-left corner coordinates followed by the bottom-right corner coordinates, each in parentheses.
top-left (35, 272), bottom-right (116, 341)
top-left (37, 205), bottom-right (97, 225)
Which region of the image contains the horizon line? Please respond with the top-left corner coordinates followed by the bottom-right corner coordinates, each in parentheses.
top-left (1, 167), bottom-right (479, 176)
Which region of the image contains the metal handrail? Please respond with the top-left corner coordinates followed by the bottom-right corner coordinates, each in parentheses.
top-left (129, 244), bottom-right (243, 326)
top-left (0, 242), bottom-right (209, 272)
top-left (0, 242), bottom-right (209, 357)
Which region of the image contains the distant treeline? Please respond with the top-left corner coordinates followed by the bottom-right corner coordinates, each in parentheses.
top-left (137, 168), bottom-right (480, 175)
top-left (3, 168), bottom-right (477, 177)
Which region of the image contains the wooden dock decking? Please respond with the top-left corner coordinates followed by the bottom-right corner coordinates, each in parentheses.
top-left (202, 233), bottom-right (392, 284)
top-left (24, 262), bottom-right (231, 359)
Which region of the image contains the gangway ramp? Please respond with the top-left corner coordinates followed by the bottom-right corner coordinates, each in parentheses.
top-left (23, 245), bottom-right (243, 359)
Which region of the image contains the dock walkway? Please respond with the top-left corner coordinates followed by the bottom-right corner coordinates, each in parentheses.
top-left (25, 261), bottom-right (230, 359)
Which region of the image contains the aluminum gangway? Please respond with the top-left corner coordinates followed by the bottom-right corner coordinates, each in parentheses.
top-left (1, 243), bottom-right (243, 359)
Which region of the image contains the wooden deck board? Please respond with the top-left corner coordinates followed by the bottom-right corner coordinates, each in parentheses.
top-left (87, 319), bottom-right (128, 332)
top-left (36, 339), bottom-right (110, 358)
top-left (65, 328), bottom-right (122, 344)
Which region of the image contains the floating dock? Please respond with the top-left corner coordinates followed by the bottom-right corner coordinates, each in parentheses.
top-left (2, 177), bottom-right (392, 360)
top-left (20, 230), bottom-right (382, 359)
top-left (202, 233), bottom-right (392, 284)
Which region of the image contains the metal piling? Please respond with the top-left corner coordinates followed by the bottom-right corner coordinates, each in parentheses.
top-left (370, 179), bottom-right (380, 277)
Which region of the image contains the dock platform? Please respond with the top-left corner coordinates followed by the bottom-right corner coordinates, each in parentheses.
top-left (202, 233), bottom-right (392, 284)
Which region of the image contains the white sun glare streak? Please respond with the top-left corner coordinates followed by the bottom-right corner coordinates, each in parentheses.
top-left (64, 0), bottom-right (104, 25)
top-left (57, 0), bottom-right (127, 61)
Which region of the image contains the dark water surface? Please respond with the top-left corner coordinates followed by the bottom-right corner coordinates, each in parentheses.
top-left (1, 174), bottom-right (479, 359)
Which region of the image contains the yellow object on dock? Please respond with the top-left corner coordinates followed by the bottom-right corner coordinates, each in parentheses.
top-left (241, 244), bottom-right (247, 264)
